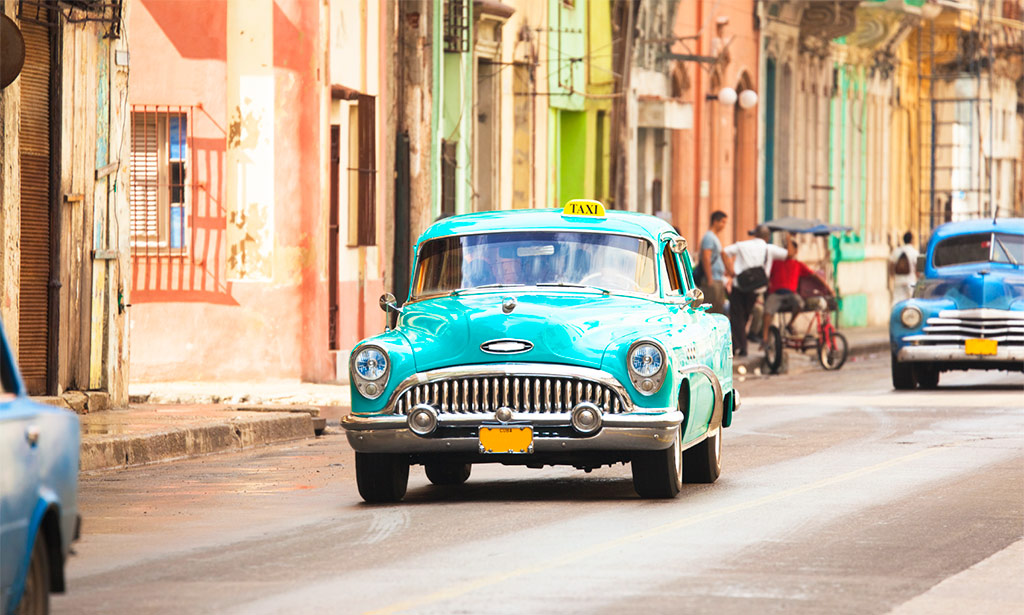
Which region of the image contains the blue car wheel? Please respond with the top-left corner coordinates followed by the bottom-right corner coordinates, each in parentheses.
top-left (17, 529), bottom-right (50, 615)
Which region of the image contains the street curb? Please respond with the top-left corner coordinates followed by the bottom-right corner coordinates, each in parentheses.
top-left (79, 413), bottom-right (315, 472)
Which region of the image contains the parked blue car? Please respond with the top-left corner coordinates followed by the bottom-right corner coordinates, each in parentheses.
top-left (342, 201), bottom-right (736, 502)
top-left (0, 323), bottom-right (80, 615)
top-left (890, 218), bottom-right (1024, 389)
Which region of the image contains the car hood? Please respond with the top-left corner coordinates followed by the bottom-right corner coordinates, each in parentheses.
top-left (397, 291), bottom-right (672, 372)
top-left (917, 269), bottom-right (1024, 310)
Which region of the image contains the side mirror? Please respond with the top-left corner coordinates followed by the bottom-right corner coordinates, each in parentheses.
top-left (671, 238), bottom-right (687, 254)
top-left (379, 293), bottom-right (402, 314)
top-left (684, 287), bottom-right (704, 309)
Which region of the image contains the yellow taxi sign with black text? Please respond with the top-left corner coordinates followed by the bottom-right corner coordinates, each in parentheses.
top-left (562, 199), bottom-right (607, 218)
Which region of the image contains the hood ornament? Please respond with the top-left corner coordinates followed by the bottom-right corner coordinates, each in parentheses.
top-left (481, 339), bottom-right (533, 354)
top-left (502, 296), bottom-right (517, 314)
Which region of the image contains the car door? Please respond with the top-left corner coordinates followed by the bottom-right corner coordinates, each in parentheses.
top-left (0, 387), bottom-right (42, 609)
top-left (661, 242), bottom-right (715, 442)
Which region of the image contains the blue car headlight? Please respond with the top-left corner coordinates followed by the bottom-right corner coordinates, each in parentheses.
top-left (899, 305), bottom-right (923, 329)
top-left (627, 341), bottom-right (666, 395)
top-left (351, 346), bottom-right (390, 399)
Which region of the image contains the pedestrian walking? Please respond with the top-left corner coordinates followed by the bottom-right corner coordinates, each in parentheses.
top-left (696, 211), bottom-right (729, 315)
top-left (723, 224), bottom-right (788, 356)
top-left (889, 231), bottom-right (919, 304)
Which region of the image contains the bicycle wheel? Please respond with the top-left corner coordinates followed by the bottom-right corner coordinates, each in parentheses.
top-left (765, 326), bottom-right (783, 374)
top-left (818, 331), bottom-right (849, 370)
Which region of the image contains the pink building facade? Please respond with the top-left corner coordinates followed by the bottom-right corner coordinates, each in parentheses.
top-left (128, 0), bottom-right (386, 383)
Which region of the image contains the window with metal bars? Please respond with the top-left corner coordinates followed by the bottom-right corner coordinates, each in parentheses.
top-left (444, 0), bottom-right (469, 53)
top-left (129, 106), bottom-right (192, 254)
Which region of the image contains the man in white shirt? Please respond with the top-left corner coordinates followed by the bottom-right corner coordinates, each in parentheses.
top-left (889, 231), bottom-right (919, 304)
top-left (723, 225), bottom-right (789, 357)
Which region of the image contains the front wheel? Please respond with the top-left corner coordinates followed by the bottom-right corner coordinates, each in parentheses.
top-left (16, 529), bottom-right (50, 615)
top-left (765, 326), bottom-right (783, 374)
top-left (355, 452), bottom-right (410, 503)
top-left (682, 425), bottom-right (722, 483)
top-left (891, 353), bottom-right (915, 390)
top-left (817, 331), bottom-right (849, 370)
top-left (425, 462), bottom-right (472, 486)
top-left (915, 364), bottom-right (940, 389)
top-left (632, 428), bottom-right (682, 498)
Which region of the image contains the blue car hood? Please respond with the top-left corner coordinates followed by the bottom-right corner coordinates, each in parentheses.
top-left (918, 269), bottom-right (1024, 310)
top-left (397, 292), bottom-right (671, 372)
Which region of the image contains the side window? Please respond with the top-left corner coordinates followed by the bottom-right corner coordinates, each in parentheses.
top-left (662, 244), bottom-right (683, 294)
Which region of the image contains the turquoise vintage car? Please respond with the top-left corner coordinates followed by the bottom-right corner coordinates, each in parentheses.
top-left (890, 218), bottom-right (1024, 389)
top-left (341, 201), bottom-right (737, 502)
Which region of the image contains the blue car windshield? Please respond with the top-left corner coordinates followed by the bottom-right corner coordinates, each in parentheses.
top-left (933, 232), bottom-right (1023, 268)
top-left (413, 231), bottom-right (657, 297)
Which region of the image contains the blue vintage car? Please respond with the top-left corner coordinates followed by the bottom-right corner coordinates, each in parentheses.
top-left (0, 322), bottom-right (80, 615)
top-left (341, 201), bottom-right (736, 502)
top-left (890, 218), bottom-right (1024, 389)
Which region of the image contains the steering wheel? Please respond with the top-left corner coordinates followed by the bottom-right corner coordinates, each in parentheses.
top-left (579, 271), bottom-right (637, 292)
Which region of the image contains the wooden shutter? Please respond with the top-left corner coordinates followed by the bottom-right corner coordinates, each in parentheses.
top-left (130, 112), bottom-right (160, 246)
top-left (357, 94), bottom-right (376, 246)
top-left (18, 18), bottom-right (52, 395)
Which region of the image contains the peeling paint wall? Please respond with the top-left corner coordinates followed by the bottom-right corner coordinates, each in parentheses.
top-left (226, 0), bottom-right (275, 282)
top-left (0, 1), bottom-right (21, 354)
top-left (129, 0), bottom-right (343, 383)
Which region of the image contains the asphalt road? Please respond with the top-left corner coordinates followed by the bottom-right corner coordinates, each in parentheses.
top-left (54, 355), bottom-right (1024, 614)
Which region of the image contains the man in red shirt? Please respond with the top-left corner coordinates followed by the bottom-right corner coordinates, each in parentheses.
top-left (761, 236), bottom-right (829, 345)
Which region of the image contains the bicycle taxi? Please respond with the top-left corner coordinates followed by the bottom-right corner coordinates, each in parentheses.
top-left (760, 217), bottom-right (851, 373)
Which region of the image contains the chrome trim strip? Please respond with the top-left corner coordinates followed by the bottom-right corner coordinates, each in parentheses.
top-left (677, 364), bottom-right (725, 431)
top-left (937, 308), bottom-right (1024, 320)
top-left (380, 363), bottom-right (635, 415)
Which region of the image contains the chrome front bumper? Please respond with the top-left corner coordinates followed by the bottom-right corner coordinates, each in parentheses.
top-left (341, 410), bottom-right (683, 454)
top-left (897, 345), bottom-right (1024, 363)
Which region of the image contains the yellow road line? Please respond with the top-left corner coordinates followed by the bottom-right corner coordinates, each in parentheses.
top-left (365, 444), bottom-right (952, 615)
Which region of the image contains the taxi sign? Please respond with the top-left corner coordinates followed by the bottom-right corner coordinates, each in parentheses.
top-left (562, 199), bottom-right (607, 218)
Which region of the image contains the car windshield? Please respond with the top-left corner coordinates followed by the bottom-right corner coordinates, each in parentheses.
top-left (412, 231), bottom-right (657, 297)
top-left (932, 232), bottom-right (1024, 268)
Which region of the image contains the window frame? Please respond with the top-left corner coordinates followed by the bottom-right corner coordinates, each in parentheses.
top-left (129, 105), bottom-right (193, 256)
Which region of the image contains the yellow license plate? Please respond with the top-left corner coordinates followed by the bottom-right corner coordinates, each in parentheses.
top-left (965, 338), bottom-right (998, 355)
top-left (479, 425), bottom-right (533, 454)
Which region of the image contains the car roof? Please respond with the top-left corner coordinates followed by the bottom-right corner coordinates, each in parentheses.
top-left (417, 208), bottom-right (678, 245)
top-left (929, 217), bottom-right (1024, 243)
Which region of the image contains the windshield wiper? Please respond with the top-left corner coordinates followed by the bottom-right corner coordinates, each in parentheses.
top-left (537, 282), bottom-right (611, 295)
top-left (994, 237), bottom-right (1020, 266)
top-left (450, 283), bottom-right (524, 296)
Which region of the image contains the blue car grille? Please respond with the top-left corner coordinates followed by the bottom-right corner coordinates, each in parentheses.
top-left (912, 309), bottom-right (1024, 346)
top-left (393, 374), bottom-right (628, 416)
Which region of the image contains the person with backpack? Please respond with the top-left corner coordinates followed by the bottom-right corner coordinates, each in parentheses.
top-left (723, 224), bottom-right (788, 357)
top-left (889, 231), bottom-right (919, 304)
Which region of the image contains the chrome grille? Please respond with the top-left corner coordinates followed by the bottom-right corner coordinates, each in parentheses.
top-left (394, 374), bottom-right (627, 415)
top-left (911, 309), bottom-right (1024, 346)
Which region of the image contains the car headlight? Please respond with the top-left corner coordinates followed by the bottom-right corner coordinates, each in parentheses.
top-left (900, 306), bottom-right (922, 329)
top-left (627, 341), bottom-right (667, 395)
top-left (351, 346), bottom-right (390, 399)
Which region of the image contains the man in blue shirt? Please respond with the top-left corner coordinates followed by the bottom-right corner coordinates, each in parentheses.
top-left (698, 210), bottom-right (728, 314)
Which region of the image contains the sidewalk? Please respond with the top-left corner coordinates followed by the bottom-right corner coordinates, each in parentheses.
top-left (38, 379), bottom-right (352, 472)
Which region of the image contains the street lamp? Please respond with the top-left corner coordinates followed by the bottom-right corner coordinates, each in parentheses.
top-left (707, 87), bottom-right (758, 109)
top-left (738, 89), bottom-right (758, 109)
